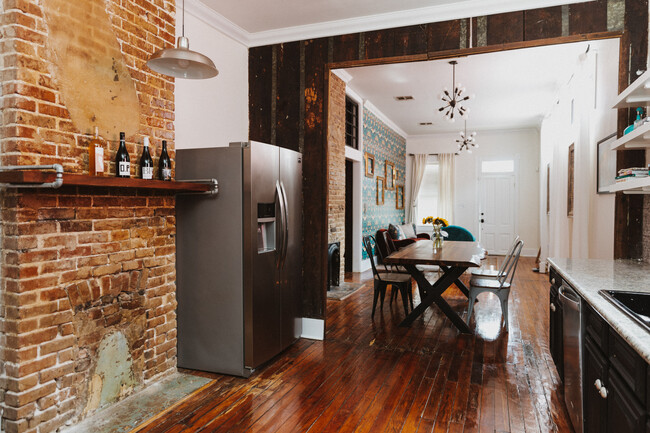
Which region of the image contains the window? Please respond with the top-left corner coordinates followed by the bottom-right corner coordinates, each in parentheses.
top-left (416, 162), bottom-right (439, 222)
top-left (345, 96), bottom-right (359, 149)
top-left (481, 160), bottom-right (514, 173)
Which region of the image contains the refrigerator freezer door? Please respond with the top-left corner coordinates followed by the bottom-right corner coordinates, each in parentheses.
top-left (245, 141), bottom-right (281, 369)
top-left (280, 148), bottom-right (303, 348)
top-left (176, 147), bottom-right (246, 376)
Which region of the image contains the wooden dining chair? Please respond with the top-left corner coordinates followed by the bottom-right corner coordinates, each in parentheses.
top-left (362, 235), bottom-right (413, 317)
top-left (466, 239), bottom-right (524, 331)
top-left (470, 235), bottom-right (520, 279)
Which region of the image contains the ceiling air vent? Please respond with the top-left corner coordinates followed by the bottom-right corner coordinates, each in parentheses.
top-left (394, 95), bottom-right (414, 101)
top-left (419, 122), bottom-right (433, 126)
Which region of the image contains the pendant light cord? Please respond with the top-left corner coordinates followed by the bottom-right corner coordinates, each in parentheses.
top-left (182, 0), bottom-right (185, 37)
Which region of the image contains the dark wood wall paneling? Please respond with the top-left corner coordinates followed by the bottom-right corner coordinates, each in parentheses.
top-left (524, 7), bottom-right (563, 40)
top-left (248, 2), bottom-right (649, 319)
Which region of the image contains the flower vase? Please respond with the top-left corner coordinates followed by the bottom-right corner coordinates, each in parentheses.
top-left (432, 223), bottom-right (444, 249)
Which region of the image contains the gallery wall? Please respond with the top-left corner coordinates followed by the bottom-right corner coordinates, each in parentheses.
top-left (362, 108), bottom-right (407, 259)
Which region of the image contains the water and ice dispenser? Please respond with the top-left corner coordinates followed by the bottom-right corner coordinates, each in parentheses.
top-left (257, 202), bottom-right (276, 253)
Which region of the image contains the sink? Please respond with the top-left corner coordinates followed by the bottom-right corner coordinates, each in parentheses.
top-left (600, 290), bottom-right (650, 332)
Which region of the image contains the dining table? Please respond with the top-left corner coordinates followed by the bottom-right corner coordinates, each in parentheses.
top-left (383, 239), bottom-right (486, 333)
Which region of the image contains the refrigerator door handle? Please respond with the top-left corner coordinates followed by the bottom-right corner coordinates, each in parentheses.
top-left (280, 181), bottom-right (289, 268)
top-left (275, 181), bottom-right (286, 268)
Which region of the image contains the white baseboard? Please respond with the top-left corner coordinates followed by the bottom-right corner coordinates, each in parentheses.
top-left (360, 258), bottom-right (371, 272)
top-left (301, 318), bottom-right (324, 340)
top-left (522, 248), bottom-right (538, 257)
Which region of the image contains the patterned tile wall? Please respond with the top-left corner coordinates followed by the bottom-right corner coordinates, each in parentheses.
top-left (362, 108), bottom-right (406, 259)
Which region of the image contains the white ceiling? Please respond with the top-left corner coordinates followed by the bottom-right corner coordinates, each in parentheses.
top-left (339, 38), bottom-right (620, 136)
top-left (192, 0), bottom-right (590, 46)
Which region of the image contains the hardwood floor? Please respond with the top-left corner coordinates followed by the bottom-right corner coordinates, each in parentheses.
top-left (136, 257), bottom-right (573, 433)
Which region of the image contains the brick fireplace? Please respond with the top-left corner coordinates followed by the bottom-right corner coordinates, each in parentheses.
top-left (0, 0), bottom-right (178, 431)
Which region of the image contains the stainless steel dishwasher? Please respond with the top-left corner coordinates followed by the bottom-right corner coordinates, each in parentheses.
top-left (559, 284), bottom-right (583, 433)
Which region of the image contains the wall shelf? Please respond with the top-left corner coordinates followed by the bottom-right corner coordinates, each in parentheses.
top-left (0, 170), bottom-right (213, 193)
top-left (612, 69), bottom-right (650, 109)
top-left (608, 176), bottom-right (650, 194)
top-left (610, 121), bottom-right (650, 150)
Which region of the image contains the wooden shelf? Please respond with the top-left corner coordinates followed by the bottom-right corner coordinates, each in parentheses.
top-left (0, 170), bottom-right (213, 193)
top-left (610, 121), bottom-right (650, 150)
top-left (613, 69), bottom-right (650, 109)
top-left (608, 176), bottom-right (650, 194)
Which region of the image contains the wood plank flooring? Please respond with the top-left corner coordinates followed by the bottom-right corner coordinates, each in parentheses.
top-left (136, 257), bottom-right (573, 433)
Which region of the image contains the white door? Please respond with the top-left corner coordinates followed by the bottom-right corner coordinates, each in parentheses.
top-left (479, 174), bottom-right (516, 254)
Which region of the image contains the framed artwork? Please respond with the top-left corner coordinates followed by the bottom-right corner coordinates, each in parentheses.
top-left (364, 152), bottom-right (375, 177)
top-left (396, 185), bottom-right (404, 209)
top-left (567, 143), bottom-right (574, 217)
top-left (376, 176), bottom-right (385, 205)
top-left (596, 132), bottom-right (617, 194)
top-left (385, 161), bottom-right (395, 190)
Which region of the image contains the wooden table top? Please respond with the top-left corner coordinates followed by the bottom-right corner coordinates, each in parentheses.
top-left (384, 240), bottom-right (486, 267)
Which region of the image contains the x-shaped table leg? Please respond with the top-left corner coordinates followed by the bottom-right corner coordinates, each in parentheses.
top-left (399, 264), bottom-right (472, 334)
top-left (439, 264), bottom-right (470, 298)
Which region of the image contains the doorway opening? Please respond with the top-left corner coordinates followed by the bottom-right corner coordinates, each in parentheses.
top-left (344, 159), bottom-right (354, 272)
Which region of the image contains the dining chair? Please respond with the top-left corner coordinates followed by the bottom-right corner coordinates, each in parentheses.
top-left (362, 235), bottom-right (413, 317)
top-left (471, 235), bottom-right (520, 279)
top-left (466, 239), bottom-right (524, 331)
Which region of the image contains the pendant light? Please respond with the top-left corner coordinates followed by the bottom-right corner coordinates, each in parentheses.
top-left (456, 120), bottom-right (477, 153)
top-left (146, 0), bottom-right (218, 79)
top-left (438, 60), bottom-right (472, 122)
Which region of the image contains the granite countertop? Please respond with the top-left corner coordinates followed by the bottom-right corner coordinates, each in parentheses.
top-left (548, 257), bottom-right (650, 364)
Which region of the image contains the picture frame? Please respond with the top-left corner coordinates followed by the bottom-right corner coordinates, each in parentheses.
top-left (396, 185), bottom-right (404, 209)
top-left (364, 152), bottom-right (375, 177)
top-left (596, 132), bottom-right (617, 194)
top-left (376, 176), bottom-right (385, 205)
top-left (385, 161), bottom-right (395, 190)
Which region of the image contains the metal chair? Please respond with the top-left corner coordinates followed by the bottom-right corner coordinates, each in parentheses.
top-left (466, 239), bottom-right (524, 331)
top-left (362, 235), bottom-right (413, 317)
top-left (470, 235), bottom-right (520, 279)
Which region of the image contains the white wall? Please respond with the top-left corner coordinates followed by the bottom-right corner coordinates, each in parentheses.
top-left (175, 0), bottom-right (249, 149)
top-left (539, 41), bottom-right (618, 265)
top-left (406, 128), bottom-right (540, 256)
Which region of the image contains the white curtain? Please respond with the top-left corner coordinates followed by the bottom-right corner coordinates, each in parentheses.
top-left (438, 153), bottom-right (455, 223)
top-left (407, 154), bottom-right (427, 223)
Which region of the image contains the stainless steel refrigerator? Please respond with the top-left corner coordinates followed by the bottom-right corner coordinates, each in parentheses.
top-left (176, 141), bottom-right (302, 377)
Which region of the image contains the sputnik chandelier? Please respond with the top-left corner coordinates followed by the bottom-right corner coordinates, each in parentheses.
top-left (438, 60), bottom-right (472, 122)
top-left (456, 120), bottom-right (477, 153)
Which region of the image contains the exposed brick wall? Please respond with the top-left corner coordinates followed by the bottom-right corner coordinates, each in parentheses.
top-left (0, 0), bottom-right (177, 431)
top-left (327, 72), bottom-right (346, 282)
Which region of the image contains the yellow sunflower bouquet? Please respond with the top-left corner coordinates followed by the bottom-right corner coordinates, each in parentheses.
top-left (422, 216), bottom-right (449, 227)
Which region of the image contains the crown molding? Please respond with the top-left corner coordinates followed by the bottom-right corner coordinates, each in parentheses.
top-left (182, 0), bottom-right (250, 46)
top-left (188, 0), bottom-right (589, 48)
top-left (364, 101), bottom-right (409, 139)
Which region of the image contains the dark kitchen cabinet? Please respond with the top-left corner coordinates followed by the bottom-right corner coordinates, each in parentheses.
top-left (582, 303), bottom-right (648, 433)
top-left (549, 270), bottom-right (563, 381)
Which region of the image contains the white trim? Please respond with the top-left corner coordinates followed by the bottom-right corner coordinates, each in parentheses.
top-left (183, 0), bottom-right (250, 46)
top-left (300, 318), bottom-right (324, 340)
top-left (244, 0), bottom-right (590, 47)
top-left (364, 101), bottom-right (408, 139)
top-left (193, 0), bottom-right (590, 47)
top-left (360, 258), bottom-right (372, 272)
top-left (333, 69), bottom-right (353, 84)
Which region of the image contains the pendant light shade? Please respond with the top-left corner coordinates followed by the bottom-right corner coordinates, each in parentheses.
top-left (146, 0), bottom-right (218, 79)
top-left (147, 36), bottom-right (218, 79)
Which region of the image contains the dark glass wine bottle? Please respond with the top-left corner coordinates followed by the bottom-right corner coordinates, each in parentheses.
top-left (140, 137), bottom-right (154, 180)
top-left (159, 140), bottom-right (172, 181)
top-left (115, 132), bottom-right (130, 178)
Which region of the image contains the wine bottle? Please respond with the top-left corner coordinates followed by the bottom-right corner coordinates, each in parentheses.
top-left (88, 126), bottom-right (104, 176)
top-left (159, 140), bottom-right (172, 181)
top-left (140, 137), bottom-right (154, 180)
top-left (115, 131), bottom-right (130, 178)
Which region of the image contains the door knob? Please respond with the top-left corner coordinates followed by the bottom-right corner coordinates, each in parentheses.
top-left (594, 379), bottom-right (602, 390)
top-left (599, 387), bottom-right (608, 399)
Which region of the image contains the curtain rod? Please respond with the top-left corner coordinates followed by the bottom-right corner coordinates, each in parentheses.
top-left (407, 153), bottom-right (459, 156)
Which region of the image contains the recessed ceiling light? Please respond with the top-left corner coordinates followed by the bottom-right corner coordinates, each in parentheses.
top-left (394, 96), bottom-right (414, 101)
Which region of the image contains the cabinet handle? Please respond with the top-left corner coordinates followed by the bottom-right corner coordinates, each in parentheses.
top-left (594, 379), bottom-right (602, 390)
top-left (551, 278), bottom-right (556, 285)
top-left (550, 303), bottom-right (556, 312)
top-left (599, 386), bottom-right (608, 399)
